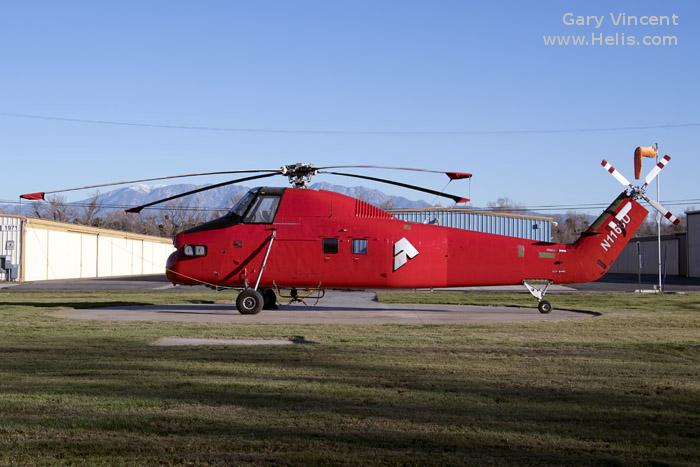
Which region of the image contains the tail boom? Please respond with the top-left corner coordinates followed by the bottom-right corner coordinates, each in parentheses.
top-left (557, 192), bottom-right (648, 283)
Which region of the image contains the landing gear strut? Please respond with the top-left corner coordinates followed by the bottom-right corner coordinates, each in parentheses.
top-left (523, 280), bottom-right (553, 314)
top-left (235, 231), bottom-right (276, 315)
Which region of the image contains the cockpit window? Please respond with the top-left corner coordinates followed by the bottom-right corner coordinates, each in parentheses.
top-left (181, 187), bottom-right (284, 235)
top-left (227, 191), bottom-right (256, 217)
top-left (243, 195), bottom-right (281, 224)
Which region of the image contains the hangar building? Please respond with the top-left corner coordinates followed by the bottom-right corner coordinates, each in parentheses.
top-left (0, 215), bottom-right (174, 283)
top-left (389, 207), bottom-right (553, 241)
top-left (608, 210), bottom-right (700, 278)
top-left (609, 233), bottom-right (687, 276)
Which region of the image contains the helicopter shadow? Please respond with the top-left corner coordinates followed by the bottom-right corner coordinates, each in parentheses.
top-left (91, 303), bottom-right (499, 315)
top-left (116, 303), bottom-right (533, 315)
top-left (276, 304), bottom-right (491, 314)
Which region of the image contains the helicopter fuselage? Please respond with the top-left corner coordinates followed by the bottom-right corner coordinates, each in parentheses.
top-left (166, 187), bottom-right (648, 290)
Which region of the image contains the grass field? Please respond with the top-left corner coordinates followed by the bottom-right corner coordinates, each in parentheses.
top-left (0, 289), bottom-right (698, 465)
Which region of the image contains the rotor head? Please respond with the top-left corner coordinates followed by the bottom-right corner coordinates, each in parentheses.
top-left (280, 163), bottom-right (319, 187)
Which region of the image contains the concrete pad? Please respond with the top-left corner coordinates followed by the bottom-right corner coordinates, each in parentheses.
top-left (53, 290), bottom-right (591, 325)
top-left (420, 285), bottom-right (576, 292)
top-left (152, 337), bottom-right (295, 346)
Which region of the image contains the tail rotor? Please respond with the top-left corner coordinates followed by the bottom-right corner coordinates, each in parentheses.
top-left (600, 155), bottom-right (680, 225)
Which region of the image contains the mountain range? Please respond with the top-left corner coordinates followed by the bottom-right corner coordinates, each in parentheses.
top-left (1, 182), bottom-right (432, 215)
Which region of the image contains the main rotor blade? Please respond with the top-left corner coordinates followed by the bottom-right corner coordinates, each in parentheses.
top-left (601, 160), bottom-right (632, 188)
top-left (642, 155), bottom-right (671, 188)
top-left (317, 165), bottom-right (472, 180)
top-left (20, 169), bottom-right (279, 200)
top-left (322, 171), bottom-right (468, 204)
top-left (639, 193), bottom-right (681, 225)
top-left (125, 172), bottom-right (280, 213)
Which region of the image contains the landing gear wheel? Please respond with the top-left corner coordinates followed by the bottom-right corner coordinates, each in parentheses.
top-left (261, 288), bottom-right (278, 310)
top-left (538, 300), bottom-right (552, 314)
top-left (236, 289), bottom-right (264, 315)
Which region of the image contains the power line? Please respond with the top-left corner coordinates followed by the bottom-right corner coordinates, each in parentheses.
top-left (1, 111), bottom-right (700, 136)
top-left (2, 200), bottom-right (228, 212)
top-left (2, 198), bottom-right (699, 214)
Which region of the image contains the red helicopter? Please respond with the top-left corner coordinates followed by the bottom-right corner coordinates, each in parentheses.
top-left (20, 157), bottom-right (679, 314)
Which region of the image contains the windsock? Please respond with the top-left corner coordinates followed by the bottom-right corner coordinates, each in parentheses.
top-left (634, 146), bottom-right (657, 179)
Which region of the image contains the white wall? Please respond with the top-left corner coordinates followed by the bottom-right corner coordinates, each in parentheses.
top-left (24, 227), bottom-right (48, 282)
top-left (81, 234), bottom-right (98, 278)
top-left (47, 229), bottom-right (82, 280)
top-left (24, 223), bottom-right (174, 281)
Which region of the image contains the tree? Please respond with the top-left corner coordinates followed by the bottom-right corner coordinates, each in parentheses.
top-left (79, 192), bottom-right (102, 226)
top-left (486, 197), bottom-right (525, 214)
top-left (635, 211), bottom-right (687, 238)
top-left (100, 211), bottom-right (160, 236)
top-left (552, 212), bottom-right (591, 243)
top-left (31, 196), bottom-right (74, 223)
top-left (157, 203), bottom-right (209, 237)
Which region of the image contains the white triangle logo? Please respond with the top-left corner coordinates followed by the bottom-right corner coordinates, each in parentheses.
top-left (393, 237), bottom-right (419, 271)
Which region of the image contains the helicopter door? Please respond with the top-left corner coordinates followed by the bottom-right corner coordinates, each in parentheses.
top-left (349, 236), bottom-right (369, 271)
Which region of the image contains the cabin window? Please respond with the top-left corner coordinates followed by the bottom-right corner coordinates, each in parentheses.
top-left (243, 195), bottom-right (281, 224)
top-left (323, 238), bottom-right (338, 254)
top-left (352, 239), bottom-right (368, 255)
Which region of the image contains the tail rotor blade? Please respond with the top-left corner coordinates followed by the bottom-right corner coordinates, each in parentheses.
top-left (642, 155), bottom-right (671, 188)
top-left (640, 193), bottom-right (681, 225)
top-left (601, 160), bottom-right (632, 187)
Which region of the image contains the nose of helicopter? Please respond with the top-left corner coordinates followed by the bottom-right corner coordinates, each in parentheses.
top-left (165, 239), bottom-right (205, 285)
top-left (165, 250), bottom-right (182, 284)
top-left (165, 249), bottom-right (200, 285)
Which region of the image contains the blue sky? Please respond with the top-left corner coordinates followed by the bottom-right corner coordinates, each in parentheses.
top-left (1, 0), bottom-right (698, 213)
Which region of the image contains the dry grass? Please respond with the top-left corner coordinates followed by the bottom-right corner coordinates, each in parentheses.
top-left (0, 289), bottom-right (698, 465)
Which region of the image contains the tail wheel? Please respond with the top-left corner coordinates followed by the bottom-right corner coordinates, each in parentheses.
top-left (236, 289), bottom-right (264, 315)
top-left (538, 300), bottom-right (552, 314)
